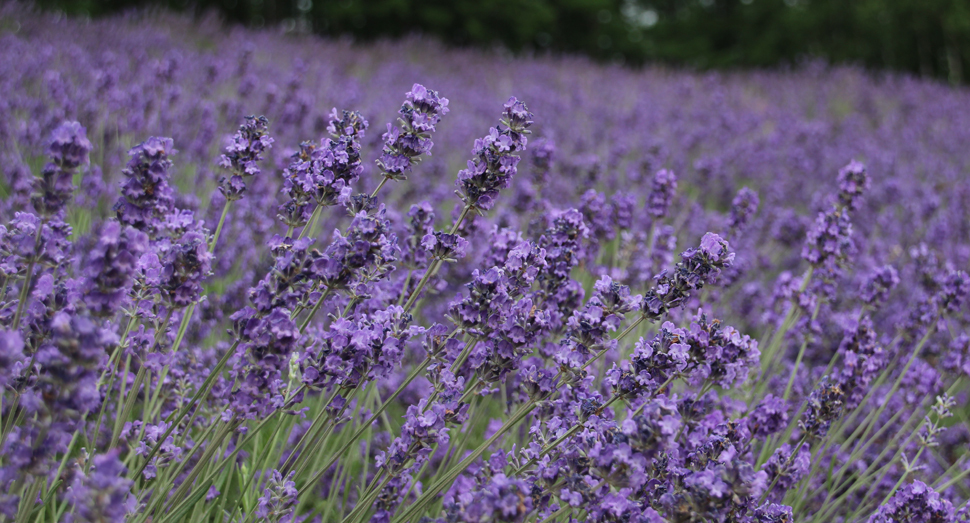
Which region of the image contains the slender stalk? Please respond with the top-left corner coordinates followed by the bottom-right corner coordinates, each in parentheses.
top-left (298, 205), bottom-right (322, 240)
top-left (298, 356), bottom-right (431, 493)
top-left (369, 177), bottom-right (390, 199)
top-left (208, 199), bottom-right (232, 251)
top-left (133, 339), bottom-right (239, 479)
top-left (782, 300), bottom-right (821, 401)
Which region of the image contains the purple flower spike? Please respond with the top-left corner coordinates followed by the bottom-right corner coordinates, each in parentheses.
top-left (218, 115), bottom-right (273, 200)
top-left (376, 83), bottom-right (449, 180)
top-left (82, 221), bottom-right (148, 317)
top-left (255, 470), bottom-right (298, 523)
top-left (32, 121), bottom-right (92, 218)
top-left (868, 481), bottom-right (953, 523)
top-left (646, 169), bottom-right (677, 220)
top-left (114, 137), bottom-right (177, 239)
top-left (455, 97), bottom-right (534, 211)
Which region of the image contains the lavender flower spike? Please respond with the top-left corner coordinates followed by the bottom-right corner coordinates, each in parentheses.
top-left (376, 83), bottom-right (449, 181)
top-left (455, 97), bottom-right (534, 211)
top-left (31, 121), bottom-right (92, 218)
top-left (114, 137), bottom-right (177, 239)
top-left (218, 115), bottom-right (274, 201)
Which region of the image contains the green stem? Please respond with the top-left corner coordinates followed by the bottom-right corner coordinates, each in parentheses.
top-left (298, 205), bottom-right (322, 240)
top-left (209, 199), bottom-right (232, 251)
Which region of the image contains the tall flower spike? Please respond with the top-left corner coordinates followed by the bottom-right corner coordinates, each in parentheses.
top-left (640, 232), bottom-right (734, 321)
top-left (646, 169), bottom-right (677, 220)
top-left (32, 121), bottom-right (92, 218)
top-left (114, 137), bottom-right (177, 239)
top-left (277, 109), bottom-right (367, 227)
top-left (218, 115), bottom-right (273, 201)
top-left (376, 83), bottom-right (449, 181)
top-left (455, 97), bottom-right (534, 211)
top-left (81, 221), bottom-right (148, 317)
top-left (798, 378), bottom-right (844, 440)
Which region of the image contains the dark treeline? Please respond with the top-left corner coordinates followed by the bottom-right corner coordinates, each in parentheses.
top-left (36, 0), bottom-right (970, 84)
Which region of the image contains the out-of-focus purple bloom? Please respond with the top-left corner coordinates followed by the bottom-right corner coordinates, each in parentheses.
top-left (867, 480), bottom-right (953, 523)
top-left (32, 121), bottom-right (92, 218)
top-left (860, 265), bottom-right (900, 307)
top-left (837, 160), bottom-right (869, 211)
top-left (113, 137), bottom-right (177, 239)
top-left (65, 451), bottom-right (134, 523)
top-left (646, 169), bottom-right (677, 220)
top-left (801, 207), bottom-right (853, 273)
top-left (81, 221), bottom-right (148, 317)
top-left (728, 187), bottom-right (759, 237)
top-left (0, 330), bottom-right (25, 390)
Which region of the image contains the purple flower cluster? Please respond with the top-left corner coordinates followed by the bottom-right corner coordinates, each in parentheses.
top-left (377, 83), bottom-right (449, 180)
top-left (455, 98), bottom-right (533, 211)
top-left (218, 115), bottom-right (274, 200)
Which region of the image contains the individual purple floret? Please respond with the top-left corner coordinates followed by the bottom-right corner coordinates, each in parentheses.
top-left (255, 470), bottom-right (298, 523)
top-left (31, 121), bottom-right (92, 218)
top-left (218, 115), bottom-right (273, 200)
top-left (867, 480), bottom-right (953, 523)
top-left (114, 137), bottom-right (178, 239)
top-left (646, 169), bottom-right (677, 220)
top-left (455, 97), bottom-right (533, 211)
top-left (376, 83), bottom-right (449, 180)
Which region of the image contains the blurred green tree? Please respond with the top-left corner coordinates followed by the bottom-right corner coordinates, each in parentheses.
top-left (33, 0), bottom-right (970, 84)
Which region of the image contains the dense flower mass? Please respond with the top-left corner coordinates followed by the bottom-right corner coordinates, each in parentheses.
top-left (0, 5), bottom-right (969, 523)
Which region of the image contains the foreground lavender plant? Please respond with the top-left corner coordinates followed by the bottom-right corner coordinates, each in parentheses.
top-left (0, 7), bottom-right (969, 523)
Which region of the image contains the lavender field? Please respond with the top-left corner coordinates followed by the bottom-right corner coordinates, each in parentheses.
top-left (2, 3), bottom-right (970, 522)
